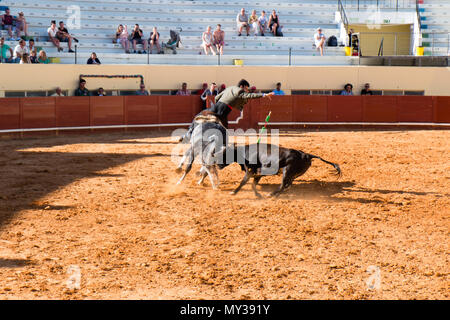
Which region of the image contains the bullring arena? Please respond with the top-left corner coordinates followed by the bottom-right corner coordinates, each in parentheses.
top-left (0, 127), bottom-right (448, 299)
top-left (1, 0), bottom-right (450, 302)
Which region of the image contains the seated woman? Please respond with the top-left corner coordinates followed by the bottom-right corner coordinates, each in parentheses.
top-left (268, 10), bottom-right (282, 37)
top-left (15, 12), bottom-right (28, 39)
top-left (314, 27), bottom-right (326, 56)
top-left (115, 24), bottom-right (130, 53)
top-left (87, 52), bottom-right (101, 64)
top-left (37, 50), bottom-right (50, 64)
top-left (149, 27), bottom-right (161, 54)
top-left (201, 26), bottom-right (216, 55)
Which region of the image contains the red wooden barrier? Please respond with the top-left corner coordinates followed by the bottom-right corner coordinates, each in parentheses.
top-left (327, 96), bottom-right (363, 122)
top-left (159, 96), bottom-right (201, 124)
top-left (433, 96), bottom-right (450, 123)
top-left (0, 95), bottom-right (449, 134)
top-left (125, 96), bottom-right (160, 125)
top-left (0, 98), bottom-right (21, 130)
top-left (56, 96), bottom-right (90, 127)
top-left (293, 96), bottom-right (328, 122)
top-left (21, 97), bottom-right (56, 128)
top-left (90, 96), bottom-right (124, 126)
top-left (397, 96), bottom-right (433, 122)
top-left (362, 96), bottom-right (397, 122)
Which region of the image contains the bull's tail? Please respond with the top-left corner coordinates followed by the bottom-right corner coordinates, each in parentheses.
top-left (309, 154), bottom-right (341, 178)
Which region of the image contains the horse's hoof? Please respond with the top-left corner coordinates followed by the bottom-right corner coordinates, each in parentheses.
top-left (175, 167), bottom-right (182, 173)
top-left (230, 191), bottom-right (236, 195)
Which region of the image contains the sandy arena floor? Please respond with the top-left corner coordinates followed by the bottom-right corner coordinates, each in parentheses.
top-left (0, 129), bottom-right (448, 300)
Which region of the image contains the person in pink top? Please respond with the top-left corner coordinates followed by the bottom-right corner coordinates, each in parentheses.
top-left (115, 24), bottom-right (130, 53)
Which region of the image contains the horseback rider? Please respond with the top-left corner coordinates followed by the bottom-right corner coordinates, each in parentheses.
top-left (179, 79), bottom-right (274, 142)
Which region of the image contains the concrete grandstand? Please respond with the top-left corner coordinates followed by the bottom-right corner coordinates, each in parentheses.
top-left (2, 0), bottom-right (355, 65)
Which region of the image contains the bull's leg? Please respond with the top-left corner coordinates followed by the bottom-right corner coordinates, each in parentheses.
top-left (270, 167), bottom-right (294, 197)
top-left (231, 168), bottom-right (253, 195)
top-left (251, 176), bottom-right (263, 198)
top-left (176, 148), bottom-right (194, 185)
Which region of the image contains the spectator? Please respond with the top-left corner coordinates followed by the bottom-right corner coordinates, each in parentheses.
top-left (37, 50), bottom-right (50, 64)
top-left (96, 88), bottom-right (107, 96)
top-left (1, 8), bottom-right (15, 40)
top-left (236, 8), bottom-right (250, 36)
top-left (29, 49), bottom-right (38, 63)
top-left (201, 26), bottom-right (216, 55)
top-left (341, 83), bottom-right (353, 96)
top-left (75, 79), bottom-right (90, 96)
top-left (20, 52), bottom-right (30, 64)
top-left (361, 83), bottom-right (373, 95)
top-left (51, 87), bottom-right (65, 96)
top-left (13, 39), bottom-right (28, 63)
top-left (201, 82), bottom-right (218, 109)
top-left (57, 21), bottom-right (75, 53)
top-left (213, 24), bottom-right (225, 55)
top-left (115, 24), bottom-right (130, 54)
top-left (197, 83), bottom-right (208, 96)
top-left (131, 24), bottom-right (147, 54)
top-left (28, 38), bottom-right (35, 53)
top-left (218, 83), bottom-right (226, 93)
top-left (48, 20), bottom-right (63, 52)
top-left (258, 10), bottom-right (268, 36)
top-left (87, 52), bottom-right (101, 64)
top-left (135, 83), bottom-right (150, 95)
top-left (149, 27), bottom-right (161, 54)
top-left (0, 36), bottom-right (13, 63)
top-left (273, 82), bottom-right (285, 95)
top-left (314, 27), bottom-right (326, 56)
top-left (348, 28), bottom-right (355, 47)
top-left (176, 82), bottom-right (191, 96)
top-left (268, 10), bottom-right (282, 37)
top-left (249, 86), bottom-right (257, 93)
top-left (249, 10), bottom-right (259, 36)
top-left (15, 12), bottom-right (28, 39)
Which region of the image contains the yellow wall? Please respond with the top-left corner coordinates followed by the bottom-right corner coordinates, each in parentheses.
top-left (349, 24), bottom-right (412, 56)
top-left (0, 64), bottom-right (449, 96)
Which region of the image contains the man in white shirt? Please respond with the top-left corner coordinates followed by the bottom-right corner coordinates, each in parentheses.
top-left (236, 8), bottom-right (250, 36)
top-left (13, 39), bottom-right (29, 63)
top-left (48, 20), bottom-right (63, 52)
top-left (51, 87), bottom-right (65, 97)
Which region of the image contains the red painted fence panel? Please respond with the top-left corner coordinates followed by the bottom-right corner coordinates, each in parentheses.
top-left (56, 96), bottom-right (90, 127)
top-left (0, 98), bottom-right (20, 130)
top-left (362, 96), bottom-right (398, 122)
top-left (433, 96), bottom-right (450, 123)
top-left (90, 96), bottom-right (124, 126)
top-left (397, 96), bottom-right (433, 122)
top-left (125, 96), bottom-right (160, 125)
top-left (21, 97), bottom-right (56, 128)
top-left (293, 96), bottom-right (328, 122)
top-left (327, 96), bottom-right (363, 122)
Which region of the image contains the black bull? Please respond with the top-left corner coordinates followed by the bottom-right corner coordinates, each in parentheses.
top-left (176, 123), bottom-right (341, 197)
